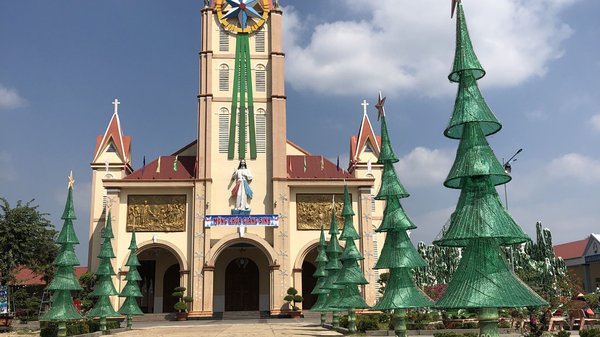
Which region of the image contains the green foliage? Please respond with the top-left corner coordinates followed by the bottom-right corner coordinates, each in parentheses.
top-left (172, 286), bottom-right (191, 312)
top-left (433, 332), bottom-right (478, 337)
top-left (174, 301), bottom-right (188, 312)
top-left (0, 198), bottom-right (58, 285)
top-left (377, 272), bottom-right (389, 295)
top-left (183, 296), bottom-right (193, 303)
top-left (284, 287), bottom-right (302, 311)
top-left (339, 315), bottom-right (349, 328)
top-left (78, 272), bottom-right (97, 313)
top-left (555, 331), bottom-right (571, 337)
top-left (356, 314), bottom-right (380, 332)
top-left (580, 329), bottom-right (600, 337)
top-left (12, 285), bottom-right (44, 319)
top-left (286, 287), bottom-right (298, 296)
top-left (40, 319), bottom-right (120, 337)
top-left (174, 286), bottom-right (186, 292)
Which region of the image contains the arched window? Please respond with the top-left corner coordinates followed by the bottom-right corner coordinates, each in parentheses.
top-left (219, 29), bottom-right (229, 52)
top-left (255, 64), bottom-right (266, 93)
top-left (255, 28), bottom-right (265, 53)
top-left (255, 108), bottom-right (267, 153)
top-left (219, 107), bottom-right (229, 153)
top-left (219, 64), bottom-right (229, 91)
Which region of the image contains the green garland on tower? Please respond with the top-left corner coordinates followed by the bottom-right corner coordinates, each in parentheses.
top-left (332, 185), bottom-right (370, 333)
top-left (371, 95), bottom-right (433, 337)
top-left (42, 174), bottom-right (83, 337)
top-left (433, 3), bottom-right (547, 337)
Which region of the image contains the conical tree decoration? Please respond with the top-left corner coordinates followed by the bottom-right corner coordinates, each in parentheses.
top-left (371, 99), bottom-right (432, 337)
top-left (320, 204), bottom-right (345, 328)
top-left (43, 176), bottom-right (83, 326)
top-left (333, 185), bottom-right (369, 329)
top-left (87, 210), bottom-right (119, 330)
top-left (435, 3), bottom-right (547, 337)
top-left (119, 230), bottom-right (143, 327)
top-left (377, 116), bottom-right (399, 164)
top-left (310, 225), bottom-right (330, 327)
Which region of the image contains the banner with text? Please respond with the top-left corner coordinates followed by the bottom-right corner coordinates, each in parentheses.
top-left (204, 214), bottom-right (279, 228)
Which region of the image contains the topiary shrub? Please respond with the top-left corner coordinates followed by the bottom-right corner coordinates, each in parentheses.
top-left (580, 328), bottom-right (600, 337)
top-left (283, 287), bottom-right (303, 311)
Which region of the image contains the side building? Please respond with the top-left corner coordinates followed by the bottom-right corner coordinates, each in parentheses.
top-left (88, 1), bottom-right (386, 317)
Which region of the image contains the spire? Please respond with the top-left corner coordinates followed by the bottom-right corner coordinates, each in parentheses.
top-left (351, 100), bottom-right (380, 164)
top-left (449, 3), bottom-right (485, 83)
top-left (376, 95), bottom-right (398, 164)
top-left (93, 99), bottom-right (131, 165)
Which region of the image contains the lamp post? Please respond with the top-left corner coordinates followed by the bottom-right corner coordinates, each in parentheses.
top-left (503, 148), bottom-right (522, 272)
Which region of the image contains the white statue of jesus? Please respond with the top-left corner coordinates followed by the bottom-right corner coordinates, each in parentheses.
top-left (231, 160), bottom-right (253, 210)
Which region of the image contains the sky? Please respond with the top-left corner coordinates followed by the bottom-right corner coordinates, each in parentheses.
top-left (1, 0), bottom-right (599, 264)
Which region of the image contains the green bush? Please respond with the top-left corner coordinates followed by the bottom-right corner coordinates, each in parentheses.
top-left (433, 332), bottom-right (462, 337)
top-left (580, 328), bottom-right (600, 337)
top-left (40, 319), bottom-right (121, 337)
top-left (357, 315), bottom-right (380, 332)
top-left (339, 315), bottom-right (349, 328)
top-left (555, 331), bottom-right (571, 337)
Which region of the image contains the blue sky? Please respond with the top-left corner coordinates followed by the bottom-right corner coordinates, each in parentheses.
top-left (1, 0), bottom-right (599, 263)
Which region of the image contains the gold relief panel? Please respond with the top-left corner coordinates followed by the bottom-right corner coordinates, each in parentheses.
top-left (127, 195), bottom-right (186, 232)
top-left (296, 194), bottom-right (347, 230)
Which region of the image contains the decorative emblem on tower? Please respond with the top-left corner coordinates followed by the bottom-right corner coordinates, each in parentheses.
top-left (216, 0), bottom-right (270, 160)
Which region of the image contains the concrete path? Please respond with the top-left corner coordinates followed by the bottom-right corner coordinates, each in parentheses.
top-left (117, 322), bottom-right (342, 337)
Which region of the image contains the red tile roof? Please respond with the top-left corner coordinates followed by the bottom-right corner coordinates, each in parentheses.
top-left (554, 238), bottom-right (589, 260)
top-left (287, 155), bottom-right (353, 179)
top-left (12, 266), bottom-right (88, 286)
top-left (350, 112), bottom-right (381, 164)
top-left (125, 156), bottom-right (196, 180)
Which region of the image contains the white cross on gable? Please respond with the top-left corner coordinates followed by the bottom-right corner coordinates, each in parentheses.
top-left (361, 99), bottom-right (369, 115)
top-left (112, 99), bottom-right (120, 114)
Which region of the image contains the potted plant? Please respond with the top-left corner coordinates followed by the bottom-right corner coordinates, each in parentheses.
top-left (284, 287), bottom-right (303, 318)
top-left (172, 286), bottom-right (193, 321)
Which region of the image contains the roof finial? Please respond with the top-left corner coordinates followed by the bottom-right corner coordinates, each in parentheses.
top-left (361, 99), bottom-right (369, 116)
top-left (112, 98), bottom-right (121, 115)
top-left (451, 0), bottom-right (461, 18)
top-left (68, 171), bottom-right (75, 189)
top-left (375, 91), bottom-right (386, 120)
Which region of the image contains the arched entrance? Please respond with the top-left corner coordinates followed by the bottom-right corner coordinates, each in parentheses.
top-left (213, 242), bottom-right (270, 313)
top-left (225, 258), bottom-right (259, 311)
top-left (137, 246), bottom-right (182, 313)
top-left (301, 247), bottom-right (318, 309)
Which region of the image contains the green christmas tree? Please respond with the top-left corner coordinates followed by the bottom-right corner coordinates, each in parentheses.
top-left (42, 174), bottom-right (83, 337)
top-left (310, 224), bottom-right (330, 326)
top-left (332, 185), bottom-right (369, 333)
top-left (433, 3), bottom-right (547, 337)
top-left (118, 229), bottom-right (144, 328)
top-left (320, 202), bottom-right (345, 328)
top-left (87, 209), bottom-right (120, 333)
top-left (371, 95), bottom-right (433, 337)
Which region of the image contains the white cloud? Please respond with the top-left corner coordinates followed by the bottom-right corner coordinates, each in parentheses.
top-left (589, 114), bottom-right (600, 132)
top-left (283, 0), bottom-right (575, 97)
top-left (0, 84), bottom-right (26, 109)
top-left (395, 147), bottom-right (454, 187)
top-left (0, 151), bottom-right (17, 182)
top-left (547, 153), bottom-right (600, 183)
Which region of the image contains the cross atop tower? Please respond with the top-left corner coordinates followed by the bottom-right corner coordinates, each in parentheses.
top-left (112, 99), bottom-right (120, 115)
top-left (361, 99), bottom-right (369, 116)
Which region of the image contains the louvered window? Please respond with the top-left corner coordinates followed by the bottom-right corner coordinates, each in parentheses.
top-left (256, 109), bottom-right (267, 153)
top-left (219, 108), bottom-right (229, 153)
top-left (219, 64), bottom-right (229, 91)
top-left (219, 29), bottom-right (229, 52)
top-left (255, 29), bottom-right (265, 52)
top-left (256, 65), bottom-right (266, 92)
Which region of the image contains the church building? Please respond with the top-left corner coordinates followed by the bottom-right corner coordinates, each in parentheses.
top-left (88, 0), bottom-right (386, 318)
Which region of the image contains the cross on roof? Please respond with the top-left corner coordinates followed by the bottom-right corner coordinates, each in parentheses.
top-left (361, 99), bottom-right (369, 116)
top-left (112, 99), bottom-right (120, 114)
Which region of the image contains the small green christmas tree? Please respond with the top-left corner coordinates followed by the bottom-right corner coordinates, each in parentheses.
top-left (310, 224), bottom-right (329, 326)
top-left (87, 209), bottom-right (119, 333)
top-left (433, 3), bottom-right (547, 337)
top-left (320, 202), bottom-right (345, 328)
top-left (333, 185), bottom-right (369, 333)
top-left (371, 95), bottom-right (432, 337)
top-left (118, 229), bottom-right (143, 328)
top-left (42, 174), bottom-right (83, 337)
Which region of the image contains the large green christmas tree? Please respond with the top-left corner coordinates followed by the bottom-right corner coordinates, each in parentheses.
top-left (333, 185), bottom-right (369, 333)
top-left (42, 174), bottom-right (83, 337)
top-left (320, 203), bottom-right (345, 328)
top-left (309, 224), bottom-right (330, 326)
top-left (433, 3), bottom-right (547, 337)
top-left (371, 94), bottom-right (432, 337)
top-left (118, 229), bottom-right (143, 328)
top-left (87, 209), bottom-right (120, 333)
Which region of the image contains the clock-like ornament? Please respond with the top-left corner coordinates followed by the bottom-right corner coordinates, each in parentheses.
top-left (216, 0), bottom-right (270, 34)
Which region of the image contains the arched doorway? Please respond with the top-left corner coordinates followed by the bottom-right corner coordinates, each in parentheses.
top-left (137, 246), bottom-right (181, 313)
top-left (225, 258), bottom-right (259, 311)
top-left (213, 242), bottom-right (270, 313)
top-left (162, 264), bottom-right (180, 313)
top-left (301, 247), bottom-right (319, 309)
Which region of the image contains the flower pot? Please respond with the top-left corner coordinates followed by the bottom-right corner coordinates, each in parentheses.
top-left (176, 312), bottom-right (188, 321)
top-left (290, 311), bottom-right (302, 319)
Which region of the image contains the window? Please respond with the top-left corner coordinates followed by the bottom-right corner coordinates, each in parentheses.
top-left (256, 65), bottom-right (266, 92)
top-left (219, 108), bottom-right (229, 153)
top-left (255, 29), bottom-right (265, 52)
top-left (219, 29), bottom-right (229, 52)
top-left (106, 142), bottom-right (117, 153)
top-left (219, 64), bottom-right (229, 91)
top-left (255, 109), bottom-right (267, 153)
top-left (364, 140), bottom-right (374, 153)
